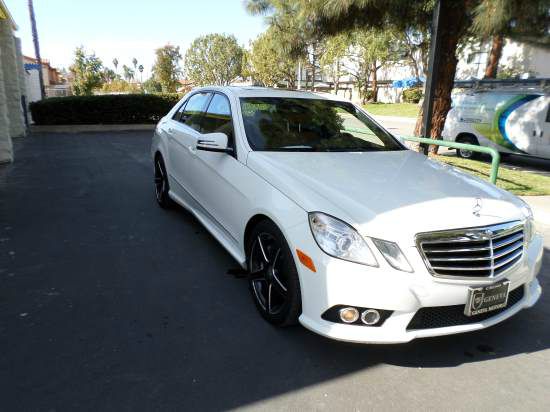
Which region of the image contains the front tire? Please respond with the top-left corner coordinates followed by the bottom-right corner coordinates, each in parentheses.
top-left (247, 220), bottom-right (302, 326)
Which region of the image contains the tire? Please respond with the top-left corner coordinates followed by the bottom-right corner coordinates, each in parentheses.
top-left (246, 220), bottom-right (302, 326)
top-left (456, 134), bottom-right (481, 160)
top-left (154, 155), bottom-right (173, 208)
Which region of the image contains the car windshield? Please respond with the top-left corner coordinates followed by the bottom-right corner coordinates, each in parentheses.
top-left (239, 97), bottom-right (404, 152)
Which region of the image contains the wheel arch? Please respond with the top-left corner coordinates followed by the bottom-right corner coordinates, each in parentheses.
top-left (455, 132), bottom-right (479, 145)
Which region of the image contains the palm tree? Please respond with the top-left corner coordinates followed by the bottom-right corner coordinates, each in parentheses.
top-left (138, 64), bottom-right (144, 83)
top-left (113, 58), bottom-right (119, 73)
top-left (132, 58), bottom-right (138, 71)
top-left (28, 0), bottom-right (45, 99)
top-left (122, 65), bottom-right (135, 82)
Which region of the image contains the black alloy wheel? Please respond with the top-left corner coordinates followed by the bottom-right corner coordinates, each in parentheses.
top-left (247, 220), bottom-right (301, 326)
top-left (154, 156), bottom-right (172, 208)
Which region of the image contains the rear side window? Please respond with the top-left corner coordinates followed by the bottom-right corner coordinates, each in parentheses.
top-left (180, 92), bottom-right (211, 131)
top-left (201, 94), bottom-right (234, 145)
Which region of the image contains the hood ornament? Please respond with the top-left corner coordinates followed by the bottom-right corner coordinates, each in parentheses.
top-left (473, 197), bottom-right (482, 217)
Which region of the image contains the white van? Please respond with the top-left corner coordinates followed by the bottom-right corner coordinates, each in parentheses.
top-left (442, 89), bottom-right (550, 159)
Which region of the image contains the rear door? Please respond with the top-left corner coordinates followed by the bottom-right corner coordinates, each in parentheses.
top-left (166, 91), bottom-right (211, 197)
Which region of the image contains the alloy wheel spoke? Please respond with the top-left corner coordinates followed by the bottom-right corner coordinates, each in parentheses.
top-left (266, 283), bottom-right (273, 314)
top-left (257, 236), bottom-right (270, 263)
top-left (272, 271), bottom-right (287, 294)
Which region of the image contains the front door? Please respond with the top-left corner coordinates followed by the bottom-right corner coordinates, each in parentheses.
top-left (167, 91), bottom-right (211, 197)
top-left (188, 93), bottom-right (249, 241)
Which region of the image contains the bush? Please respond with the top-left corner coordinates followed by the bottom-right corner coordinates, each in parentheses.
top-left (402, 87), bottom-right (423, 104)
top-left (29, 93), bottom-right (182, 125)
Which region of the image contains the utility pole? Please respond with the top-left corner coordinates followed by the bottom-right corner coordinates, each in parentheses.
top-left (419, 0), bottom-right (443, 155)
top-left (28, 0), bottom-right (45, 100)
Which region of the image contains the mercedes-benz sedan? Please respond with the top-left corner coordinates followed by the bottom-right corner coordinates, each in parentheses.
top-left (151, 86), bottom-right (543, 343)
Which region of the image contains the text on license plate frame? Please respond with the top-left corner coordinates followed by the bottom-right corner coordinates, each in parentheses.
top-left (465, 280), bottom-right (511, 317)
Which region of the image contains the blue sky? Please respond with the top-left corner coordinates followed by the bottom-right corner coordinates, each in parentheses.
top-left (5, 0), bottom-right (266, 77)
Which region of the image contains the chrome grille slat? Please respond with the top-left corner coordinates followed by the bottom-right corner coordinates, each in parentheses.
top-left (416, 221), bottom-right (524, 279)
top-left (493, 233), bottom-right (524, 249)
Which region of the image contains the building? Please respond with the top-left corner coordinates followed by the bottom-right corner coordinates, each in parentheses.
top-left (23, 55), bottom-right (70, 101)
top-left (0, 0), bottom-right (26, 164)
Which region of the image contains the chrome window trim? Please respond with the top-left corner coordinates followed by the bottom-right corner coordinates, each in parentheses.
top-left (415, 221), bottom-right (524, 281)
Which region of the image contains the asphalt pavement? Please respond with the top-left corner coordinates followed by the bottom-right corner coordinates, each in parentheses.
top-left (1, 132), bottom-right (549, 411)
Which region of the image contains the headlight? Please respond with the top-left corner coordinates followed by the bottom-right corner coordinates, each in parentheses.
top-left (308, 212), bottom-right (378, 266)
top-left (371, 238), bottom-right (413, 273)
top-left (519, 201), bottom-right (536, 244)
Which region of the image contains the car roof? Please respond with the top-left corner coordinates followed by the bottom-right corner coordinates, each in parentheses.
top-left (192, 85), bottom-right (350, 102)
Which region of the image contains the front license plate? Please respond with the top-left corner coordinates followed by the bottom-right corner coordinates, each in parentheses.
top-left (465, 280), bottom-right (510, 317)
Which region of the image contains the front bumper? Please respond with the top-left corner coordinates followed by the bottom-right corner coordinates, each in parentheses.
top-left (291, 225), bottom-right (544, 344)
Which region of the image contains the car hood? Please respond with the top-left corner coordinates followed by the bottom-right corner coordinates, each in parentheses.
top-left (246, 150), bottom-right (526, 245)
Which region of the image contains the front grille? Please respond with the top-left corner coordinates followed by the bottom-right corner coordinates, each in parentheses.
top-left (416, 221), bottom-right (524, 279)
top-left (407, 285), bottom-right (525, 330)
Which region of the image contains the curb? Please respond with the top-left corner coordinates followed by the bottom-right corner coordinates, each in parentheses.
top-left (29, 124), bottom-right (156, 133)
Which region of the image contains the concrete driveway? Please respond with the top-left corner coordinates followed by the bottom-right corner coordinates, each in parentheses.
top-left (1, 132), bottom-right (549, 411)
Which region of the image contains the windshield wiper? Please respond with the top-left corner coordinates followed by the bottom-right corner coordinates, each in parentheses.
top-left (275, 145), bottom-right (317, 151)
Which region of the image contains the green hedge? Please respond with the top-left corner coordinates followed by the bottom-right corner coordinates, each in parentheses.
top-left (29, 93), bottom-right (182, 125)
top-left (402, 87), bottom-right (423, 104)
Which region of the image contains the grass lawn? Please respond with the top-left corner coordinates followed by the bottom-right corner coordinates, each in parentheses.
top-left (363, 103), bottom-right (420, 118)
top-left (434, 155), bottom-right (550, 196)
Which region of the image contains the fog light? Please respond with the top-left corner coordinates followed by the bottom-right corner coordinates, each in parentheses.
top-left (339, 307), bottom-right (359, 323)
top-left (361, 309), bottom-right (381, 325)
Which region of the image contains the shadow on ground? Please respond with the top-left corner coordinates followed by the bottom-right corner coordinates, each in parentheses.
top-left (1, 132), bottom-right (548, 411)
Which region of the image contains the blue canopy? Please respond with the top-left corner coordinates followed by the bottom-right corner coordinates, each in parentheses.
top-left (392, 77), bottom-right (425, 88)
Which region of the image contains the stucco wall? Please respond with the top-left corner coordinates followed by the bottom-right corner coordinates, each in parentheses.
top-left (0, 45), bottom-right (13, 163)
top-left (0, 18), bottom-right (24, 139)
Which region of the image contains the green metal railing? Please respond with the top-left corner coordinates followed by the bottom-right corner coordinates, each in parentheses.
top-left (402, 136), bottom-right (501, 184)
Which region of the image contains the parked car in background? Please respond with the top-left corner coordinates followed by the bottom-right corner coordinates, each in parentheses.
top-left (151, 86), bottom-right (543, 343)
top-left (443, 89), bottom-right (550, 159)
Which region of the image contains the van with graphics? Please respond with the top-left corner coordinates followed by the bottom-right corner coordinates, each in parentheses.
top-left (442, 89), bottom-right (550, 159)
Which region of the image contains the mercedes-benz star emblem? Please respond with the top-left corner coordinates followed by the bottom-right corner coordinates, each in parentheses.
top-left (473, 197), bottom-right (482, 216)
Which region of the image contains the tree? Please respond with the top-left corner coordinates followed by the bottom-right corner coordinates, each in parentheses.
top-left (132, 57), bottom-right (138, 70)
top-left (354, 29), bottom-right (400, 102)
top-left (138, 64), bottom-right (144, 83)
top-left (101, 79), bottom-right (140, 93)
top-left (247, 28), bottom-right (298, 87)
top-left (152, 45), bottom-right (182, 92)
top-left (184, 34), bottom-right (244, 86)
top-left (142, 78), bottom-right (163, 94)
top-left (69, 46), bottom-right (104, 95)
top-left (122, 65), bottom-right (135, 82)
top-left (112, 58), bottom-right (119, 72)
top-left (246, 0), bottom-right (322, 90)
top-left (320, 33), bottom-right (350, 94)
top-left (252, 0), bottom-right (549, 142)
top-left (102, 67), bottom-right (117, 83)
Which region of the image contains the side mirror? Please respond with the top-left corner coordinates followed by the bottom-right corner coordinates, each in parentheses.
top-left (196, 132), bottom-right (233, 154)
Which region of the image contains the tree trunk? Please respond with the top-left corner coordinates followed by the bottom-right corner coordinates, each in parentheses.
top-left (417, 1), bottom-right (468, 153)
top-left (334, 61), bottom-right (340, 94)
top-left (484, 34), bottom-right (504, 79)
top-left (371, 62), bottom-right (378, 103)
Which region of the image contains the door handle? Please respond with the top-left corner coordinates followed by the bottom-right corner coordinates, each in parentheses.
top-left (168, 127), bottom-right (174, 133)
top-left (188, 145), bottom-right (197, 156)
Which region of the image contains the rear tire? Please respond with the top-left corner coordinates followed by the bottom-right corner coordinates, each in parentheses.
top-left (246, 220), bottom-right (302, 327)
top-left (456, 134), bottom-right (480, 160)
top-left (154, 155), bottom-right (173, 208)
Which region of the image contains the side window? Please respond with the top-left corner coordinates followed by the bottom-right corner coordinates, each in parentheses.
top-left (180, 92), bottom-right (211, 131)
top-left (172, 99), bottom-right (188, 121)
top-left (201, 94), bottom-right (234, 146)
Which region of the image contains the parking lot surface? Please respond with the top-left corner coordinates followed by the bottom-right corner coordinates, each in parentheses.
top-left (1, 132), bottom-right (549, 411)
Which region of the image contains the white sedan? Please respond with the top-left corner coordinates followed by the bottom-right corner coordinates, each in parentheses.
top-left (151, 86), bottom-right (543, 344)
